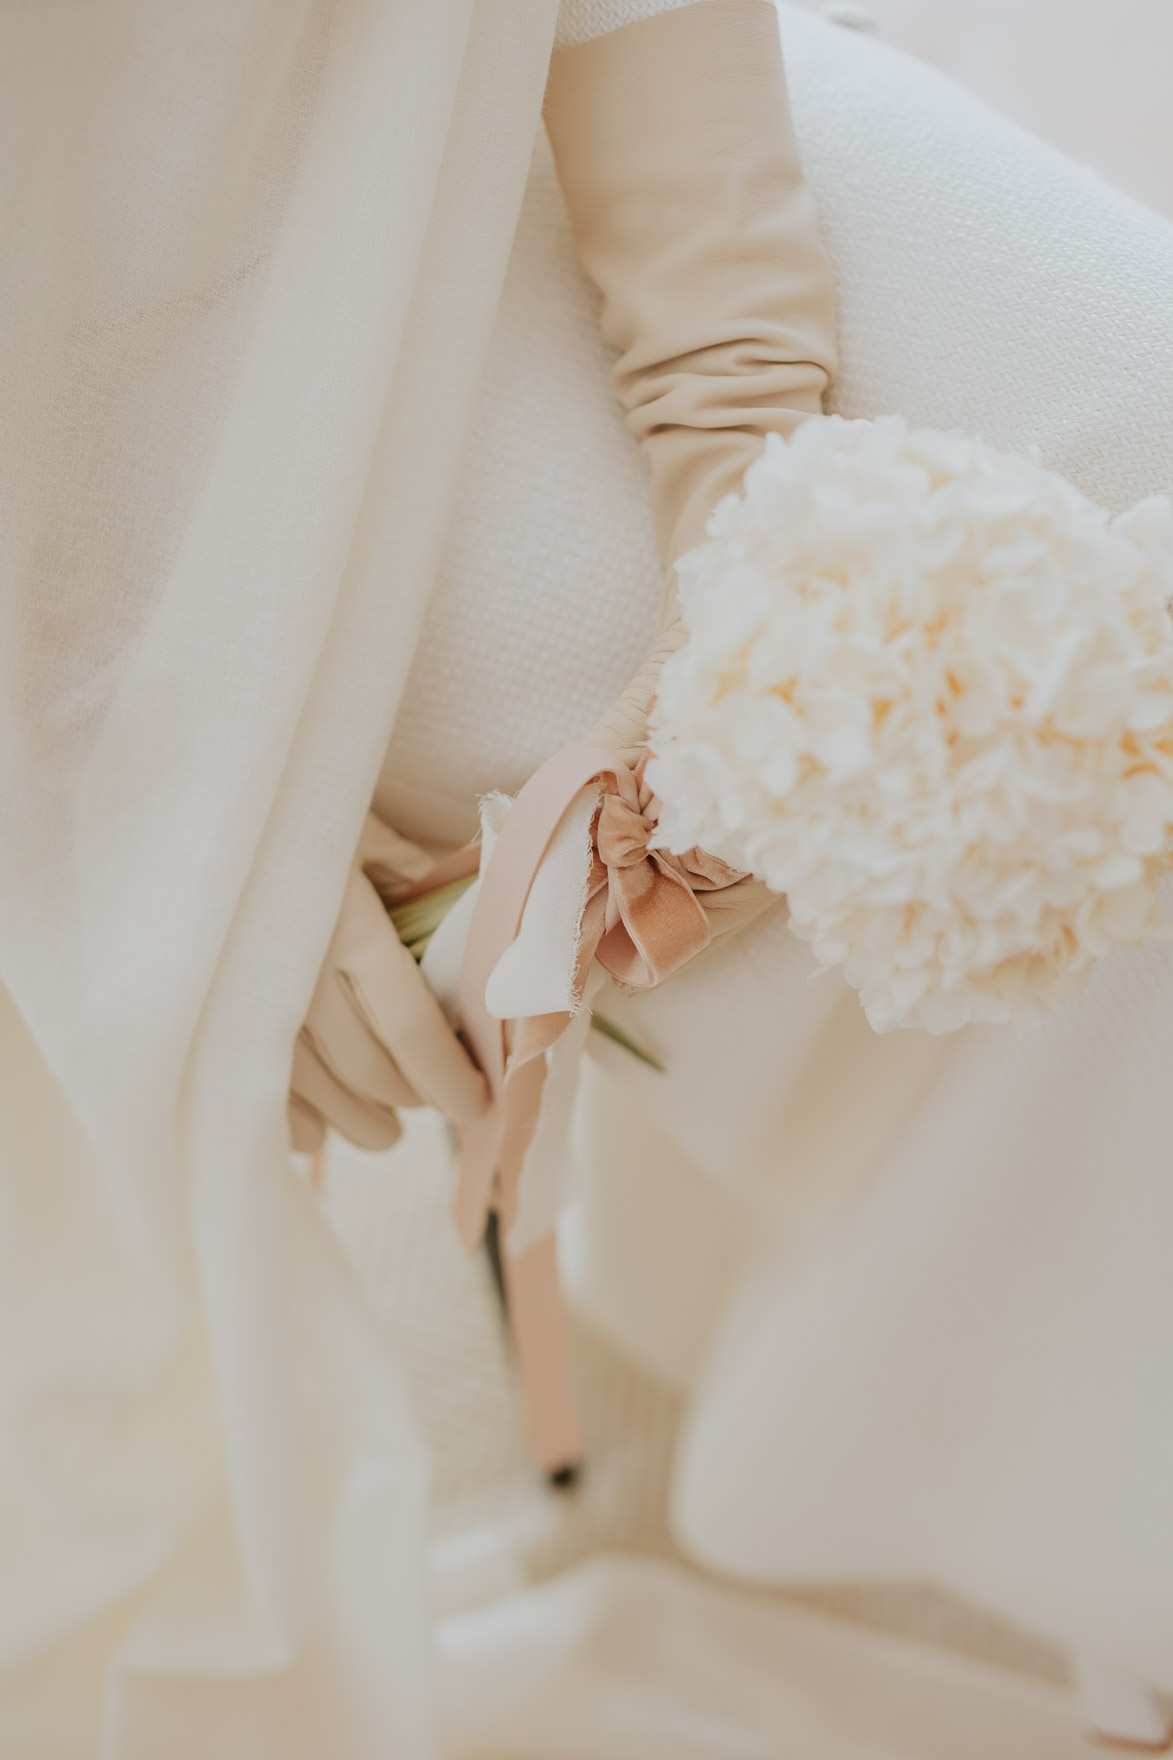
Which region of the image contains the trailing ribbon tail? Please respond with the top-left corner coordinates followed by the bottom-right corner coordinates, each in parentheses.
top-left (455, 745), bottom-right (620, 1476)
top-left (455, 740), bottom-right (741, 1475)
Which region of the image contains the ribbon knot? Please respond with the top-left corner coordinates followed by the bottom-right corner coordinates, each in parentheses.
top-left (595, 789), bottom-right (654, 870)
top-left (589, 756), bottom-right (746, 991)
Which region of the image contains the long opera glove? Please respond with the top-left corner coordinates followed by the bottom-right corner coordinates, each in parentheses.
top-left (543, 0), bottom-right (837, 950)
top-left (545, 0), bottom-right (838, 767)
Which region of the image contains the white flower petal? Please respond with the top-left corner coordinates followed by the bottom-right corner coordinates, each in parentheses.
top-left (652, 417), bottom-right (1173, 1030)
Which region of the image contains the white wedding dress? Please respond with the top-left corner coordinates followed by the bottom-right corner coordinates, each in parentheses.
top-left (381, 0), bottom-right (1173, 1736)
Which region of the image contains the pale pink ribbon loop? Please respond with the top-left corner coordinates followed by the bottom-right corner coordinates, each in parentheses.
top-left (455, 743), bottom-right (744, 1474)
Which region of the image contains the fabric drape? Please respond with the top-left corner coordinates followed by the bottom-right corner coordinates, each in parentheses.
top-left (0, 2), bottom-right (557, 1752)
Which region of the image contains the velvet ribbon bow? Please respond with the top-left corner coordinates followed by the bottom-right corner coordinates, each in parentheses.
top-left (586, 754), bottom-right (746, 993)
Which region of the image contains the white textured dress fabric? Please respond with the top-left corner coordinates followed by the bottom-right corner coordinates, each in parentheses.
top-left (376, 136), bottom-right (659, 847)
top-left (384, 0), bottom-right (1173, 1715)
top-left (553, 0), bottom-right (707, 52)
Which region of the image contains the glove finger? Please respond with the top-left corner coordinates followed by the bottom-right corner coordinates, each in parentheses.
top-left (290, 1033), bottom-right (403, 1153)
top-left (341, 933), bottom-right (489, 1123)
top-left (305, 960), bottom-right (423, 1111)
top-left (288, 1092), bottom-right (327, 1155)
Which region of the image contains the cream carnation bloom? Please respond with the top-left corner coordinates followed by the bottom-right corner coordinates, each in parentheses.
top-left (647, 416), bottom-right (1173, 1032)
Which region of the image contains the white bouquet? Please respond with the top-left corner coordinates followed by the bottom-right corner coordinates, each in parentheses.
top-left (647, 416), bottom-right (1173, 1032)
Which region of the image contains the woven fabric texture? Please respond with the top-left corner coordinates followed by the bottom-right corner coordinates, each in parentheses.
top-left (554, 0), bottom-right (708, 52)
top-left (375, 133), bottom-right (661, 845)
top-left (382, 3), bottom-right (1173, 847)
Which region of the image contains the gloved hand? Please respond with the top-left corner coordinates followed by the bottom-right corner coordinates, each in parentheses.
top-left (545, 0), bottom-right (838, 771)
top-left (289, 814), bottom-right (488, 1154)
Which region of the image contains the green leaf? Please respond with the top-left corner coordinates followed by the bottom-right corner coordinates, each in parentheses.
top-left (389, 874), bottom-right (476, 960)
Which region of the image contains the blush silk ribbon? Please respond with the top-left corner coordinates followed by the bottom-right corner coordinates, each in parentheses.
top-left (456, 742), bottom-right (744, 1473)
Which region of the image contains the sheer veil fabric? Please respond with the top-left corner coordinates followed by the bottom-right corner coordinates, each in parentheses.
top-left (0, 2), bottom-right (559, 1752)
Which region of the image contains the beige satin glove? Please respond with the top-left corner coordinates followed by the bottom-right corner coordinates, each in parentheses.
top-left (545, 0), bottom-right (838, 766)
top-left (289, 815), bottom-right (488, 1154)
